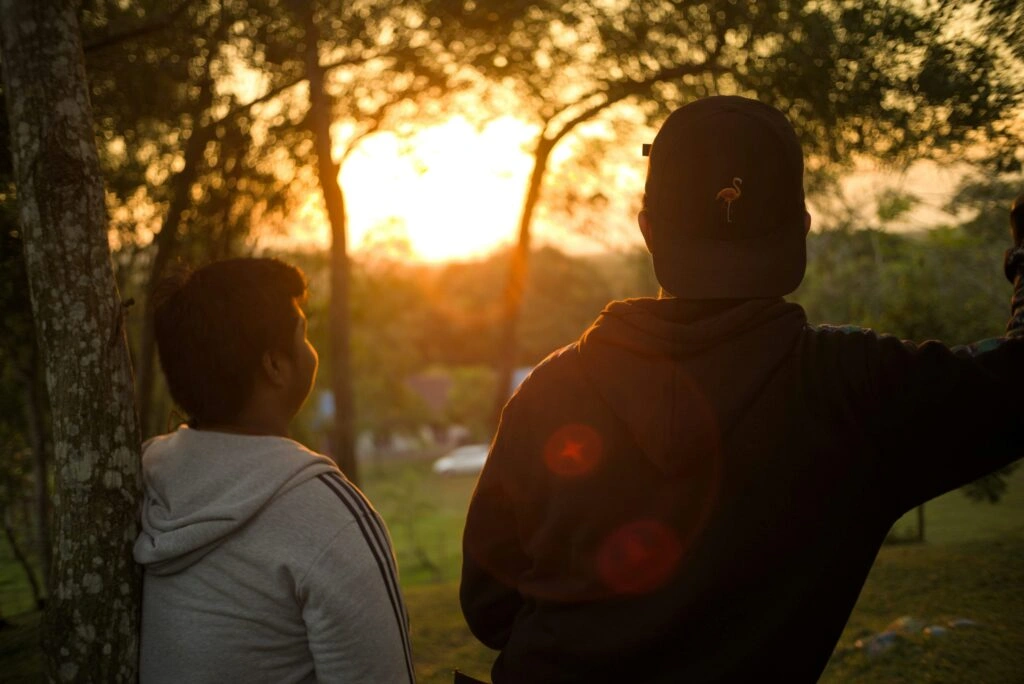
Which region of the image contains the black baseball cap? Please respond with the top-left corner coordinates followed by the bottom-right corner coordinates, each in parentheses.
top-left (643, 96), bottom-right (807, 299)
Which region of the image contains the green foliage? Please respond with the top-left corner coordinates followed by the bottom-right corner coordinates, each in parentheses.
top-left (84, 0), bottom-right (291, 255)
top-left (795, 219), bottom-right (1007, 345)
top-left (70, 0), bottom-right (1024, 438)
top-left (439, 0), bottom-right (1022, 171)
top-left (444, 366), bottom-right (497, 442)
top-left (287, 245), bottom-right (634, 442)
top-left (876, 190), bottom-right (920, 224)
top-left (518, 246), bottom-right (617, 363)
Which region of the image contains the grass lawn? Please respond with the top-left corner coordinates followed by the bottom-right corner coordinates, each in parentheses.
top-left (1, 460), bottom-right (1022, 682)
top-left (383, 462), bottom-right (1024, 683)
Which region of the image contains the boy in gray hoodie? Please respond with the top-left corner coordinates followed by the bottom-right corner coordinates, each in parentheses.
top-left (133, 258), bottom-right (414, 683)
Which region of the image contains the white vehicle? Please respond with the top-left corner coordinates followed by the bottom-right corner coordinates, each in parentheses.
top-left (432, 444), bottom-right (490, 476)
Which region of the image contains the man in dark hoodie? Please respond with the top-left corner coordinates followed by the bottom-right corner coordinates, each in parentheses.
top-left (133, 258), bottom-right (414, 683)
top-left (459, 95), bottom-right (1024, 683)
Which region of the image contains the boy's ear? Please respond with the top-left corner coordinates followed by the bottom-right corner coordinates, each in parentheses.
top-left (261, 349), bottom-right (288, 387)
top-left (638, 210), bottom-right (654, 253)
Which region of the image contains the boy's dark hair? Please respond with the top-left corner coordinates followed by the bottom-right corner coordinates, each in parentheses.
top-left (153, 258), bottom-right (308, 427)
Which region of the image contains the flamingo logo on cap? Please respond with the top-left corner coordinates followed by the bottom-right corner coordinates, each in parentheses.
top-left (716, 177), bottom-right (743, 222)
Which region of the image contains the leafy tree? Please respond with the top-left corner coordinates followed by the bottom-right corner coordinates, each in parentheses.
top-left (86, 0), bottom-right (464, 481)
top-left (348, 252), bottom-right (435, 443)
top-left (281, 0), bottom-right (464, 481)
top-left (82, 0), bottom-right (302, 436)
top-left (444, 365), bottom-right (498, 442)
top-left (432, 0), bottom-right (1023, 425)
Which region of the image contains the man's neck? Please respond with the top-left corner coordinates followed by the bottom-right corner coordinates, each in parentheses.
top-left (197, 414), bottom-right (291, 438)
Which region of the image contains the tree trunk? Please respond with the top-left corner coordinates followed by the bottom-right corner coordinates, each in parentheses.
top-left (491, 138), bottom-right (555, 428)
top-left (304, 8), bottom-right (358, 484)
top-left (0, 1), bottom-right (143, 681)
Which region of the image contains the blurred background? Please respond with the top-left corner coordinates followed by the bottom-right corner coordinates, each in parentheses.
top-left (1, 1), bottom-right (1023, 681)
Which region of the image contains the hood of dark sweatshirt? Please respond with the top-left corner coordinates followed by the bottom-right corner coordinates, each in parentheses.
top-left (133, 427), bottom-right (338, 576)
top-left (577, 297), bottom-right (806, 474)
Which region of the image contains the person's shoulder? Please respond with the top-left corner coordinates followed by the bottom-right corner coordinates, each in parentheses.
top-left (506, 343), bottom-right (584, 403)
top-left (522, 343), bottom-right (582, 382)
top-left (279, 470), bottom-right (374, 518)
top-left (260, 471), bottom-right (384, 549)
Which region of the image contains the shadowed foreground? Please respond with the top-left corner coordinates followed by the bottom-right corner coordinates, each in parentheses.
top-left (1, 463), bottom-right (1021, 682)
top-left (405, 533), bottom-right (1024, 684)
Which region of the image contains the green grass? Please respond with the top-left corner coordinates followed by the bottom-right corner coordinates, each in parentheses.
top-left (1, 462), bottom-right (1022, 682)
top-left (384, 462), bottom-right (1024, 683)
top-left (363, 457), bottom-right (478, 586)
top-left (820, 534), bottom-right (1024, 683)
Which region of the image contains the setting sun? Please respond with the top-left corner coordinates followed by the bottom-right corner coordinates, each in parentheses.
top-left (287, 111), bottom-right (648, 262)
top-left (334, 116), bottom-right (538, 262)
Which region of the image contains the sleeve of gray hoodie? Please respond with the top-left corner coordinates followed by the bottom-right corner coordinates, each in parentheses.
top-left (298, 475), bottom-right (415, 683)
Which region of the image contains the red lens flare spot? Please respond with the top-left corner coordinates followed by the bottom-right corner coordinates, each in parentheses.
top-left (596, 519), bottom-right (682, 595)
top-left (543, 423), bottom-right (604, 477)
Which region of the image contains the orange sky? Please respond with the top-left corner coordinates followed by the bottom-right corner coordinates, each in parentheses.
top-left (285, 113), bottom-right (652, 262)
top-left (275, 112), bottom-right (985, 264)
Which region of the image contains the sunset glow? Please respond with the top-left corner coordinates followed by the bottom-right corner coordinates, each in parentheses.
top-left (282, 111), bottom-right (652, 263)
top-left (322, 116), bottom-right (539, 262)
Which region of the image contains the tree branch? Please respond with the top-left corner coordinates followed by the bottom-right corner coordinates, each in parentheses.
top-left (83, 0), bottom-right (200, 53)
top-left (201, 51), bottom-right (383, 139)
top-left (546, 60), bottom-right (722, 147)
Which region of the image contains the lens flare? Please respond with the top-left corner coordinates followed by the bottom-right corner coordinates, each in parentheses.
top-left (596, 519), bottom-right (682, 595)
top-left (543, 423), bottom-right (604, 477)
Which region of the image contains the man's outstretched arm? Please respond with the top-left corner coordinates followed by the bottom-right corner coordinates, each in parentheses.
top-left (1003, 193), bottom-right (1024, 336)
top-left (864, 192), bottom-right (1024, 512)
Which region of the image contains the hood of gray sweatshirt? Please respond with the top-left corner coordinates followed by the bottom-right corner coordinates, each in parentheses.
top-left (133, 426), bottom-right (338, 576)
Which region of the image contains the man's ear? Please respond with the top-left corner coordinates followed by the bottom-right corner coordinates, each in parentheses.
top-left (638, 209), bottom-right (654, 252)
top-left (804, 210), bottom-right (812, 235)
top-left (261, 349), bottom-right (288, 387)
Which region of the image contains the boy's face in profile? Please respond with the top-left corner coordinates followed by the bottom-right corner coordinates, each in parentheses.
top-left (284, 300), bottom-right (318, 419)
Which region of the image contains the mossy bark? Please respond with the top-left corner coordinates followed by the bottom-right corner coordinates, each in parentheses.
top-left (0, 1), bottom-right (143, 681)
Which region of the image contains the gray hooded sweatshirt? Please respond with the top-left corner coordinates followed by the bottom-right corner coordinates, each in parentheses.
top-left (133, 427), bottom-right (414, 683)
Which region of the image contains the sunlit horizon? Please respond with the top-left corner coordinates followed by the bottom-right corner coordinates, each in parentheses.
top-left (286, 115), bottom-right (535, 262)
top-left (272, 113), bottom-right (978, 266)
top-left (279, 112), bottom-right (652, 264)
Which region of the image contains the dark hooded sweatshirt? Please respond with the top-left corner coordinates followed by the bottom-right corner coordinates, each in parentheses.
top-left (461, 296), bottom-right (1024, 683)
